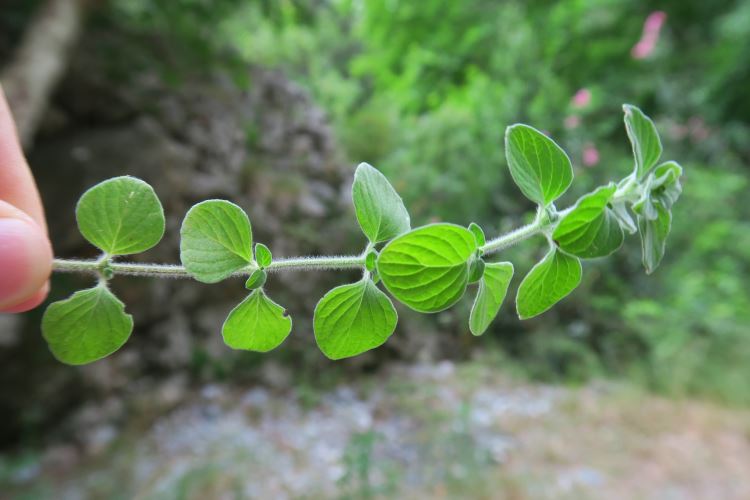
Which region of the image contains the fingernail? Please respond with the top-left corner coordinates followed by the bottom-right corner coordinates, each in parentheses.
top-left (0, 217), bottom-right (52, 309)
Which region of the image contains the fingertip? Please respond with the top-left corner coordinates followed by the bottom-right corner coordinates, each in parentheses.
top-left (0, 215), bottom-right (53, 311)
top-left (0, 282), bottom-right (49, 313)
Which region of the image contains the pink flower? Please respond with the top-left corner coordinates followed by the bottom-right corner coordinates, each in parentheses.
top-left (571, 88), bottom-right (592, 108)
top-left (564, 115), bottom-right (581, 129)
top-left (582, 143), bottom-right (600, 167)
top-left (632, 11), bottom-right (667, 59)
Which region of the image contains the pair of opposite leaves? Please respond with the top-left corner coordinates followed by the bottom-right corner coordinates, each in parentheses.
top-left (40, 176), bottom-right (292, 365)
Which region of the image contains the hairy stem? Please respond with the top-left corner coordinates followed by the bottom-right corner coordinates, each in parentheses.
top-left (480, 218), bottom-right (545, 254)
top-left (52, 175), bottom-right (641, 279)
top-left (53, 255), bottom-right (365, 279)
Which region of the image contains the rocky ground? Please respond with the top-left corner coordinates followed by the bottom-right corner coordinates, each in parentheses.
top-left (2, 358), bottom-right (749, 500)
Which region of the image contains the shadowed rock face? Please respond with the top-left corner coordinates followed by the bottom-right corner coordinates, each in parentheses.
top-left (0, 29), bottom-right (365, 446)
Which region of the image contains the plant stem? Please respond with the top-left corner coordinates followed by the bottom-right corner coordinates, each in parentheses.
top-left (480, 218), bottom-right (544, 254)
top-left (52, 175), bottom-right (643, 279)
top-left (52, 255), bottom-right (365, 279)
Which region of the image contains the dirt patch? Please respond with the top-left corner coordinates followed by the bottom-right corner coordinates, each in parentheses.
top-left (2, 361), bottom-right (749, 499)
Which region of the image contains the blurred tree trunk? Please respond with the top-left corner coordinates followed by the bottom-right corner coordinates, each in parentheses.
top-left (0, 0), bottom-right (86, 148)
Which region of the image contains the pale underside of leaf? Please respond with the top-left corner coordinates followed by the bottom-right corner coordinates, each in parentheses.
top-left (516, 248), bottom-right (582, 319)
top-left (76, 176), bottom-right (165, 255)
top-left (638, 204), bottom-right (672, 274)
top-left (469, 262), bottom-right (514, 336)
top-left (180, 200), bottom-right (253, 283)
top-left (314, 279), bottom-right (397, 360)
top-left (41, 286), bottom-right (134, 365)
top-left (222, 290), bottom-right (292, 352)
top-left (378, 224), bottom-right (477, 312)
top-left (623, 104), bottom-right (663, 180)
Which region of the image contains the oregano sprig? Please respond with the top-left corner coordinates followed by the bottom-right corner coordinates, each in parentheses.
top-left (44, 105), bottom-right (683, 365)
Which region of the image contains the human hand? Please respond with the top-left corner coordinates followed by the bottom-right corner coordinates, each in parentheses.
top-left (0, 85), bottom-right (52, 312)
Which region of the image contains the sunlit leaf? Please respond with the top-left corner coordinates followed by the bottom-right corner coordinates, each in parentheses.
top-left (180, 200), bottom-right (252, 283)
top-left (42, 286), bottom-right (133, 365)
top-left (469, 262), bottom-right (513, 336)
top-left (505, 124), bottom-right (573, 206)
top-left (516, 248), bottom-right (581, 319)
top-left (314, 279), bottom-right (397, 360)
top-left (377, 223), bottom-right (477, 312)
top-left (222, 289), bottom-right (292, 352)
top-left (352, 162), bottom-right (411, 243)
top-left (76, 176), bottom-right (165, 255)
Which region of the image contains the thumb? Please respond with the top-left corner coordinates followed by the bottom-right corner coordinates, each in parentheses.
top-left (0, 200), bottom-right (52, 312)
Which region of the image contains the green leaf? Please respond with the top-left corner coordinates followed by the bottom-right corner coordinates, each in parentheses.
top-left (468, 222), bottom-right (485, 247)
top-left (516, 248), bottom-right (582, 319)
top-left (553, 184), bottom-right (624, 258)
top-left (505, 124), bottom-right (573, 206)
top-left (469, 262), bottom-right (513, 336)
top-left (76, 176), bottom-right (165, 255)
top-left (623, 104), bottom-right (662, 179)
top-left (377, 223), bottom-right (477, 313)
top-left (255, 243), bottom-right (272, 268)
top-left (42, 286), bottom-right (133, 365)
top-left (222, 289), bottom-right (292, 352)
top-left (180, 200), bottom-right (253, 283)
top-left (638, 203), bottom-right (672, 274)
top-left (245, 269), bottom-right (267, 290)
top-left (468, 257), bottom-right (485, 284)
top-left (365, 250), bottom-right (377, 272)
top-left (352, 162), bottom-right (411, 243)
top-left (314, 279), bottom-right (397, 360)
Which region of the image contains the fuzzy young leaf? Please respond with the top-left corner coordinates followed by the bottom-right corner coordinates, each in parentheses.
top-left (245, 269), bottom-right (267, 290)
top-left (76, 176), bottom-right (165, 255)
top-left (180, 200), bottom-right (252, 283)
top-left (610, 201), bottom-right (637, 234)
top-left (505, 124), bottom-right (573, 206)
top-left (516, 248), bottom-right (582, 319)
top-left (222, 289), bottom-right (292, 352)
top-left (651, 161), bottom-right (683, 210)
top-left (468, 222), bottom-right (485, 247)
top-left (314, 279), bottom-right (397, 360)
top-left (254, 243), bottom-right (272, 268)
top-left (469, 262), bottom-right (513, 336)
top-left (377, 223), bottom-right (477, 313)
top-left (553, 184), bottom-right (624, 258)
top-left (352, 163), bottom-right (411, 243)
top-left (42, 286), bottom-right (133, 365)
top-left (623, 104), bottom-right (662, 179)
top-left (638, 203), bottom-right (672, 274)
